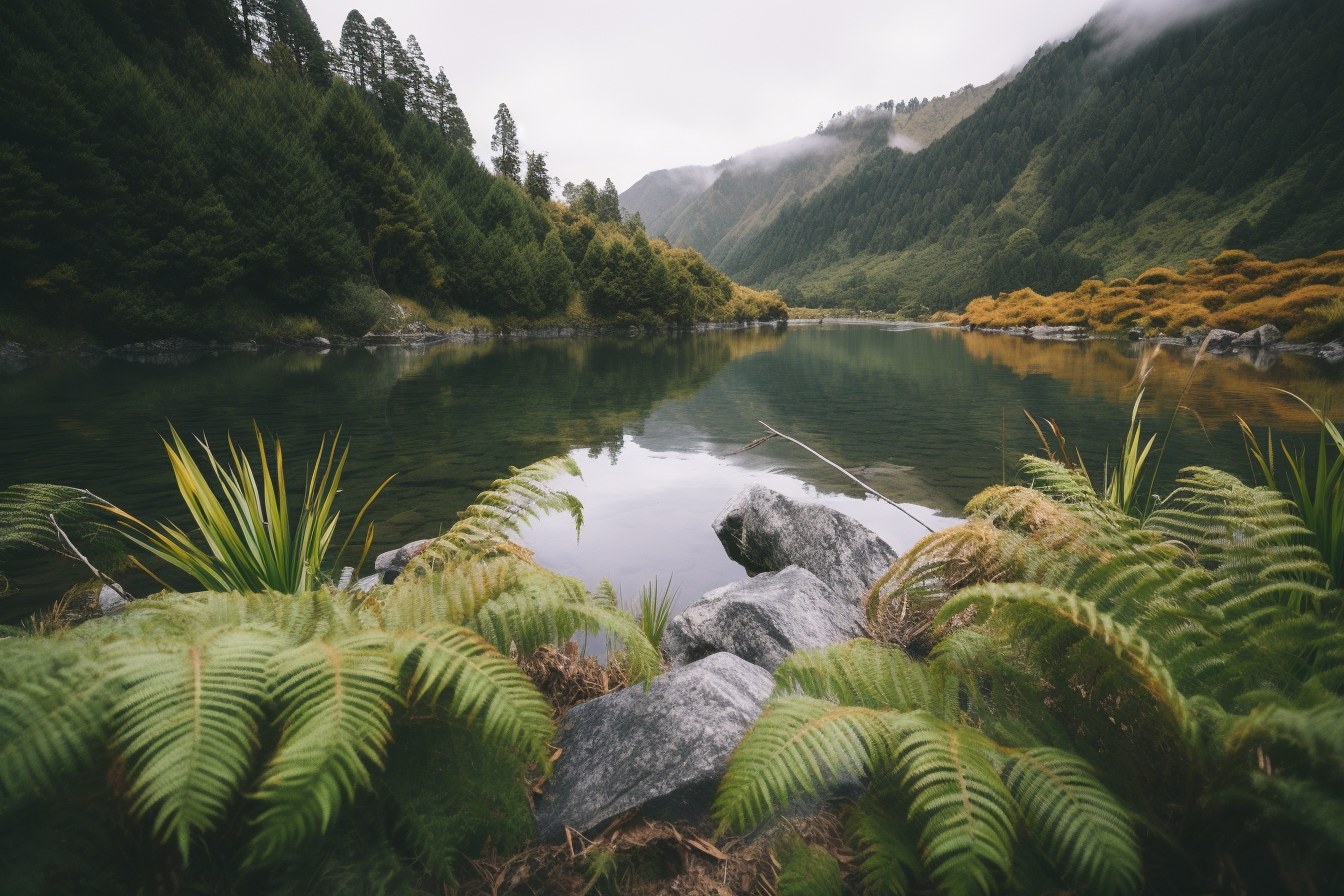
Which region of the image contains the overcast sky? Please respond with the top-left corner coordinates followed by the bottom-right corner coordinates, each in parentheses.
top-left (303, 1), bottom-right (1115, 191)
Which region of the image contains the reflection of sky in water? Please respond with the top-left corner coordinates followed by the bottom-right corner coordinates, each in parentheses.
top-left (521, 434), bottom-right (952, 620)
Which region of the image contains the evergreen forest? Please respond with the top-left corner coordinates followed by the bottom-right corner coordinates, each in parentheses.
top-left (715, 0), bottom-right (1344, 314)
top-left (0, 0), bottom-right (784, 346)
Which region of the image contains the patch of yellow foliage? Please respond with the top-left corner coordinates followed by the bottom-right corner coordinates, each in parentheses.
top-left (957, 249), bottom-right (1344, 342)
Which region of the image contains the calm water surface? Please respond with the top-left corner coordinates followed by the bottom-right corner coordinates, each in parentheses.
top-left (3, 323), bottom-right (1342, 622)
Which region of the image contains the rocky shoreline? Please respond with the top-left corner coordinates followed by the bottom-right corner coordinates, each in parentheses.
top-left (960, 320), bottom-right (1344, 364)
top-left (0, 319), bottom-right (787, 374)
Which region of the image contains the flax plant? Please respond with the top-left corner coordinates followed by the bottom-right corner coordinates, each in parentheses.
top-left (107, 424), bottom-right (393, 594)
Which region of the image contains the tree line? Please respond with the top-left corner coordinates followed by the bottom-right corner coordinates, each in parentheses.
top-left (0, 0), bottom-right (781, 345)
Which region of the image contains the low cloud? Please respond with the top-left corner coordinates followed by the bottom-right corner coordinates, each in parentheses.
top-left (721, 133), bottom-right (843, 175)
top-left (1092, 0), bottom-right (1256, 57)
top-left (888, 133), bottom-right (924, 154)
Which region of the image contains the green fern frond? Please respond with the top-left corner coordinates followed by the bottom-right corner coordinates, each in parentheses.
top-left (0, 638), bottom-right (112, 804)
top-left (1000, 748), bottom-right (1141, 896)
top-left (407, 457), bottom-right (582, 570)
top-left (248, 632), bottom-right (400, 863)
top-left (846, 777), bottom-right (924, 896)
top-left (110, 627), bottom-right (280, 860)
top-left (714, 695), bottom-right (891, 833)
top-left (775, 835), bottom-right (845, 896)
top-left (940, 584), bottom-right (1188, 730)
top-left (887, 713), bottom-right (1018, 896)
top-left (774, 640), bottom-right (944, 715)
top-left (390, 625), bottom-right (552, 766)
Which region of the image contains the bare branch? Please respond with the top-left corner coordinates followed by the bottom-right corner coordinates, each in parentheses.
top-left (49, 514), bottom-right (133, 603)
top-left (732, 422), bottom-right (935, 534)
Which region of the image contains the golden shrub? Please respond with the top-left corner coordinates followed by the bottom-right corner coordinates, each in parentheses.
top-left (1135, 267), bottom-right (1183, 286)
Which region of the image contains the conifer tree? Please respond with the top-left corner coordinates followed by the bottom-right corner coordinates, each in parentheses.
top-left (596, 178), bottom-right (621, 223)
top-left (491, 103), bottom-right (521, 183)
top-left (338, 9), bottom-right (373, 88)
top-left (404, 35), bottom-right (431, 112)
top-left (524, 151), bottom-right (553, 202)
top-left (430, 69), bottom-right (473, 147)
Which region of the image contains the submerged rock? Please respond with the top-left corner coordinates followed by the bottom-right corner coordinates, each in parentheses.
top-left (662, 566), bottom-right (865, 671)
top-left (373, 538), bottom-right (433, 584)
top-left (533, 652), bottom-right (774, 841)
top-left (1028, 325), bottom-right (1089, 340)
top-left (712, 485), bottom-right (897, 600)
top-left (1321, 342), bottom-right (1344, 363)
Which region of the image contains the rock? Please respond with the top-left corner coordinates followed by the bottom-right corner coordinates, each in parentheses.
top-left (1183, 328), bottom-right (1209, 346)
top-left (712, 486), bottom-right (897, 600)
top-left (1127, 327), bottom-right (1144, 341)
top-left (373, 538), bottom-right (433, 583)
top-left (1028, 325), bottom-right (1089, 340)
top-left (662, 566), bottom-right (865, 671)
top-left (1320, 342), bottom-right (1344, 363)
top-left (350, 572), bottom-right (381, 593)
top-left (0, 341), bottom-right (28, 373)
top-left (533, 653), bottom-right (774, 841)
top-left (98, 584), bottom-right (129, 616)
top-left (308, 336), bottom-right (331, 347)
top-left (1202, 328), bottom-right (1239, 351)
top-left (1232, 323), bottom-right (1282, 348)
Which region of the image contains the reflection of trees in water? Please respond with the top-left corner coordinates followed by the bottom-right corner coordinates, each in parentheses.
top-left (0, 329), bottom-right (787, 616)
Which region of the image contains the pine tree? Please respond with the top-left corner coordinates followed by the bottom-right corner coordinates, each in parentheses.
top-left (338, 9), bottom-right (373, 89)
top-left (524, 151), bottom-right (552, 202)
top-left (404, 35), bottom-right (431, 112)
top-left (491, 103), bottom-right (521, 183)
top-left (596, 178), bottom-right (621, 223)
top-left (429, 69), bottom-right (473, 148)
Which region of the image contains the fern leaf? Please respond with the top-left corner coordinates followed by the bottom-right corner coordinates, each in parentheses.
top-left (0, 639), bottom-right (112, 804)
top-left (714, 695), bottom-right (891, 833)
top-left (247, 632), bottom-right (400, 863)
top-left (774, 640), bottom-right (942, 715)
top-left (940, 584), bottom-right (1188, 730)
top-left (390, 625), bottom-right (553, 766)
top-left (110, 627), bottom-right (280, 859)
top-left (1000, 748), bottom-right (1141, 896)
top-left (887, 714), bottom-right (1018, 896)
top-left (847, 776), bottom-right (924, 896)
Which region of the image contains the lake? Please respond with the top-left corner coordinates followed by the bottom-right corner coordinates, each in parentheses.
top-left (3, 323), bottom-right (1342, 623)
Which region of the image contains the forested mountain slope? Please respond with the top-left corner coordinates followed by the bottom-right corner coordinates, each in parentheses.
top-left (620, 75), bottom-right (1011, 267)
top-left (0, 0), bottom-right (780, 345)
top-left (721, 0), bottom-right (1344, 313)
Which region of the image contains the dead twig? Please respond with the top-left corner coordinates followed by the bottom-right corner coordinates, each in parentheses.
top-left (731, 421), bottom-right (935, 534)
top-left (49, 514), bottom-right (132, 603)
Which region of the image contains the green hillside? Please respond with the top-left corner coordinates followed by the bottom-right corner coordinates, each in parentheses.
top-left (720, 0), bottom-right (1344, 314)
top-left (621, 75), bottom-right (1011, 268)
top-left (0, 0), bottom-right (779, 345)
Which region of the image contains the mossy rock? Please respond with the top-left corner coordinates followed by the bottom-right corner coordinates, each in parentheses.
top-left (1135, 267), bottom-right (1183, 286)
top-left (1108, 277), bottom-right (1134, 288)
top-left (775, 838), bottom-right (843, 896)
top-left (1214, 249), bottom-right (1257, 266)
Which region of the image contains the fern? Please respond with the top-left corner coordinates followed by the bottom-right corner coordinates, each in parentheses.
top-left (888, 714), bottom-right (1018, 896)
top-left (774, 639), bottom-right (945, 715)
top-left (110, 626), bottom-right (280, 859)
top-left (999, 748), bottom-right (1140, 896)
top-left (714, 695), bottom-right (892, 833)
top-left (248, 632), bottom-right (401, 863)
top-left (847, 777), bottom-right (924, 896)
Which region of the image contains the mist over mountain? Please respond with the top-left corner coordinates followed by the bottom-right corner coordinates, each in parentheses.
top-left (620, 74), bottom-right (1012, 268)
top-left (649, 0), bottom-right (1344, 313)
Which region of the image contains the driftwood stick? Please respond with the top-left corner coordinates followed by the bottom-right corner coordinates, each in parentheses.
top-left (49, 514), bottom-right (133, 602)
top-left (731, 421), bottom-right (935, 534)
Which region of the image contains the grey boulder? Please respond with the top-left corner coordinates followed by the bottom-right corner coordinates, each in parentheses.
top-left (533, 652), bottom-right (774, 841)
top-left (662, 566), bottom-right (865, 671)
top-left (1203, 328), bottom-right (1239, 350)
top-left (1321, 342), bottom-right (1344, 363)
top-left (373, 538), bottom-right (432, 583)
top-left (1233, 323), bottom-right (1282, 347)
top-left (98, 584), bottom-right (129, 616)
top-left (713, 485), bottom-right (897, 600)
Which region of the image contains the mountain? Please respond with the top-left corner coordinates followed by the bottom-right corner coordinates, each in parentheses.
top-left (708, 0), bottom-right (1344, 313)
top-left (620, 74), bottom-right (1012, 268)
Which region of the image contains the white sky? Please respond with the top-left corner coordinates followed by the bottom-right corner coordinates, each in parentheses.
top-left (304, 1), bottom-right (1110, 191)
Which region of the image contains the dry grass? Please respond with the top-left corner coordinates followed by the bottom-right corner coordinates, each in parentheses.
top-left (517, 641), bottom-right (632, 716)
top-left (957, 249), bottom-right (1344, 341)
top-left (456, 810), bottom-right (855, 896)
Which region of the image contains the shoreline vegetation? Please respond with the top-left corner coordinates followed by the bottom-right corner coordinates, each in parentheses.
top-left (944, 248), bottom-right (1344, 344)
top-left (0, 1), bottom-right (785, 355)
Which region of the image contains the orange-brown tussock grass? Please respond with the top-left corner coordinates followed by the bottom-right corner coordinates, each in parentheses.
top-left (957, 249), bottom-right (1344, 342)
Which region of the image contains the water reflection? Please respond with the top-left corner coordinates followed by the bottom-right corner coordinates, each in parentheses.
top-left (2, 323), bottom-right (1341, 621)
